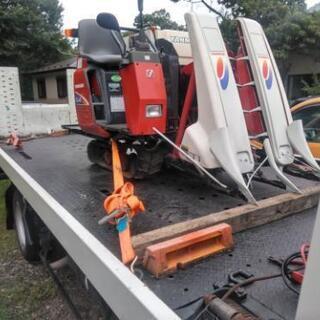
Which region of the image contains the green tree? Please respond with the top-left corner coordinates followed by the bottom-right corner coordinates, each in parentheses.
top-left (217, 0), bottom-right (320, 74)
top-left (172, 0), bottom-right (320, 77)
top-left (134, 8), bottom-right (185, 30)
top-left (217, 0), bottom-right (306, 24)
top-left (0, 0), bottom-right (73, 72)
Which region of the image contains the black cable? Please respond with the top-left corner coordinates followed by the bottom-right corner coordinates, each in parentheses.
top-left (222, 273), bottom-right (282, 301)
top-left (174, 297), bottom-right (203, 311)
top-left (281, 252), bottom-right (302, 295)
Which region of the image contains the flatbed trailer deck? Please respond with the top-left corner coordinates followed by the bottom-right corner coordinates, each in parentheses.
top-left (0, 134), bottom-right (318, 319)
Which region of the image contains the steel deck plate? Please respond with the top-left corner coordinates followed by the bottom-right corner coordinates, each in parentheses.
top-left (0, 134), bottom-right (318, 319)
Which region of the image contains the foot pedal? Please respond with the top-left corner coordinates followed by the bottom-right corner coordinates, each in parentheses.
top-left (143, 223), bottom-right (233, 277)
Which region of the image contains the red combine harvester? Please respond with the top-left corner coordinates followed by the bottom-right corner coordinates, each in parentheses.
top-left (72, 12), bottom-right (170, 180)
top-left (66, 3), bottom-right (257, 201)
top-left (64, 1), bottom-right (319, 263)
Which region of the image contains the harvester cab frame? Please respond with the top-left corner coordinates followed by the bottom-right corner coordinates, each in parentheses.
top-left (75, 11), bottom-right (167, 134)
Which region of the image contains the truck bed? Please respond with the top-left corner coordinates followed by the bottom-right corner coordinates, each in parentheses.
top-left (0, 134), bottom-right (317, 319)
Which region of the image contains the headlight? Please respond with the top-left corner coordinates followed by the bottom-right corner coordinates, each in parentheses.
top-left (146, 105), bottom-right (162, 118)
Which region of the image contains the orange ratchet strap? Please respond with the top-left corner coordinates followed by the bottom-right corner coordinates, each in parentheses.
top-left (6, 132), bottom-right (22, 149)
top-left (103, 140), bottom-right (145, 264)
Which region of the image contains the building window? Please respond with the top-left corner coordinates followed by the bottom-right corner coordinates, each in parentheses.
top-left (287, 74), bottom-right (315, 101)
top-left (56, 76), bottom-right (67, 98)
top-left (37, 78), bottom-right (46, 99)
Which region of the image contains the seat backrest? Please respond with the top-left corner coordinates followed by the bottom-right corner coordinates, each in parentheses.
top-left (78, 17), bottom-right (125, 65)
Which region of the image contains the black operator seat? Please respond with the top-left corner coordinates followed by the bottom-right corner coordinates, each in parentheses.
top-left (78, 13), bottom-right (127, 126)
top-left (78, 13), bottom-right (126, 65)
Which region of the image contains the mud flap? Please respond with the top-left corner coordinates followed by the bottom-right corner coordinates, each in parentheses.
top-left (210, 128), bottom-right (256, 203)
top-left (287, 120), bottom-right (320, 172)
top-left (263, 139), bottom-right (301, 194)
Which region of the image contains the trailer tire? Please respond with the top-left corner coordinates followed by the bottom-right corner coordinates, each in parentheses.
top-left (12, 188), bottom-right (41, 264)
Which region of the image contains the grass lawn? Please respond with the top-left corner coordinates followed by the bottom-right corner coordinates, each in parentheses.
top-left (0, 180), bottom-right (58, 320)
top-left (0, 179), bottom-right (105, 319)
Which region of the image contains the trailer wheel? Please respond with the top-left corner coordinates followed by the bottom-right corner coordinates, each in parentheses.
top-left (12, 188), bottom-right (41, 264)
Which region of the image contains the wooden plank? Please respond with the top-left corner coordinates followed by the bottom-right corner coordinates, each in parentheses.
top-left (132, 186), bottom-right (320, 256)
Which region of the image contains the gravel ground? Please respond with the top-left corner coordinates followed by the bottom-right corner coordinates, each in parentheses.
top-left (0, 180), bottom-right (109, 320)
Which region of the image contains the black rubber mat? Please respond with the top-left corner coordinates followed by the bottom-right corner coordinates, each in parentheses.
top-left (1, 134), bottom-right (318, 319)
top-left (144, 209), bottom-right (316, 319)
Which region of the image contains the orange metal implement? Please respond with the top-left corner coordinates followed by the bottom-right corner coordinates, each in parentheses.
top-left (6, 133), bottom-right (22, 149)
top-left (143, 223), bottom-right (233, 277)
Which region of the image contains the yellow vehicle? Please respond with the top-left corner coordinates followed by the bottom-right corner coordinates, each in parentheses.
top-left (291, 97), bottom-right (320, 160)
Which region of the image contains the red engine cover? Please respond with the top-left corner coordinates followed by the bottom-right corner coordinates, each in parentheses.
top-left (120, 62), bottom-right (167, 135)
